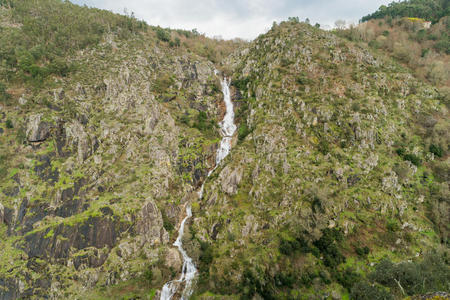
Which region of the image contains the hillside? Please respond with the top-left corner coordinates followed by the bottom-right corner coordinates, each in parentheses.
top-left (0, 1), bottom-right (449, 300)
top-left (337, 7), bottom-right (449, 102)
top-left (0, 0), bottom-right (243, 298)
top-left (189, 19), bottom-right (449, 299)
top-left (361, 0), bottom-right (449, 24)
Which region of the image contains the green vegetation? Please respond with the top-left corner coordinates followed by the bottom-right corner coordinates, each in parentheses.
top-left (337, 1), bottom-right (449, 89)
top-left (0, 0), bottom-right (448, 298)
top-left (154, 26), bottom-right (171, 42)
top-left (361, 0), bottom-right (449, 23)
top-left (430, 143), bottom-right (444, 157)
top-left (5, 119), bottom-right (13, 129)
top-left (0, 0), bottom-right (146, 85)
top-left (0, 82), bottom-right (10, 102)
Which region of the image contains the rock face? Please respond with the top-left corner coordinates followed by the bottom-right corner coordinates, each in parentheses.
top-left (165, 248), bottom-right (182, 271)
top-left (26, 114), bottom-right (50, 142)
top-left (136, 201), bottom-right (168, 246)
top-left (220, 166), bottom-right (243, 195)
top-left (22, 214), bottom-right (130, 262)
top-left (65, 121), bottom-right (91, 162)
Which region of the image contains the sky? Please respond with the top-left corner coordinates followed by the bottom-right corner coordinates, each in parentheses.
top-left (71, 0), bottom-right (392, 40)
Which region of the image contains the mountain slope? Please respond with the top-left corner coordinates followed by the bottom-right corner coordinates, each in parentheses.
top-left (0, 1), bottom-right (245, 298)
top-left (0, 1), bottom-right (449, 300)
top-left (190, 20), bottom-right (449, 299)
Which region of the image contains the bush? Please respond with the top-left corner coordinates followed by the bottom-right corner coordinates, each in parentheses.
top-left (430, 144), bottom-right (443, 157)
top-left (161, 211), bottom-right (174, 232)
top-left (233, 77), bottom-right (251, 92)
top-left (336, 268), bottom-right (362, 290)
top-left (143, 268), bottom-right (153, 284)
top-left (368, 252), bottom-right (450, 296)
top-left (5, 119), bottom-right (13, 128)
top-left (152, 73), bottom-right (174, 93)
top-left (318, 138), bottom-right (330, 155)
top-left (396, 148), bottom-right (421, 166)
top-left (313, 228), bottom-right (345, 267)
top-left (403, 153), bottom-right (421, 166)
top-left (238, 123), bottom-right (251, 141)
top-left (355, 246), bottom-right (370, 257)
top-left (351, 281), bottom-right (394, 300)
top-left (155, 26), bottom-right (171, 42)
top-left (193, 111), bottom-right (213, 132)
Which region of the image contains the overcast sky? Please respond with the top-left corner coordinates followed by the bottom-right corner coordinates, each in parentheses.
top-left (71, 0), bottom-right (391, 40)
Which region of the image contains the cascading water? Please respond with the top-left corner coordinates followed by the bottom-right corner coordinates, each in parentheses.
top-left (160, 77), bottom-right (236, 300)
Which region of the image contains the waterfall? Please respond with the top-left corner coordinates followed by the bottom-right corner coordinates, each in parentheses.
top-left (160, 77), bottom-right (236, 300)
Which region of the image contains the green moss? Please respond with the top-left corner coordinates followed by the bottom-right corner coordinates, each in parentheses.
top-left (44, 229), bottom-right (54, 239)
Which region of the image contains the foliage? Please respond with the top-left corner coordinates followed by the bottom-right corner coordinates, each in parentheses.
top-left (350, 281), bottom-right (394, 300)
top-left (336, 268), bottom-right (362, 290)
top-left (368, 252), bottom-right (450, 296)
top-left (0, 0), bottom-right (146, 84)
top-left (336, 15), bottom-right (449, 88)
top-left (396, 148), bottom-right (421, 166)
top-left (5, 119), bottom-right (13, 128)
top-left (152, 73), bottom-right (174, 93)
top-left (238, 122), bottom-right (251, 141)
top-left (355, 245), bottom-right (370, 258)
top-left (143, 268), bottom-right (153, 285)
top-left (313, 228), bottom-right (346, 267)
top-left (430, 144), bottom-right (444, 157)
top-left (193, 111), bottom-right (214, 132)
top-left (361, 0), bottom-right (449, 23)
top-left (161, 211), bottom-right (174, 232)
top-left (154, 26), bottom-right (171, 42)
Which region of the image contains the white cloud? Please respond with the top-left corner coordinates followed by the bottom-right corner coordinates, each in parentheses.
top-left (71, 0), bottom-right (392, 40)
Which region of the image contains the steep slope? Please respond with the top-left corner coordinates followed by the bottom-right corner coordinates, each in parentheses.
top-left (190, 20), bottom-right (449, 299)
top-left (0, 1), bottom-right (245, 299)
top-left (0, 1), bottom-right (449, 300)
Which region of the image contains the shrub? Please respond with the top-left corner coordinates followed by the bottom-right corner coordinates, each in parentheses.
top-left (155, 26), bottom-right (171, 42)
top-left (5, 119), bottom-right (13, 128)
top-left (318, 138), bottom-right (330, 155)
top-left (336, 268), bottom-right (362, 290)
top-left (161, 211), bottom-right (174, 232)
top-left (368, 252), bottom-right (450, 296)
top-left (396, 148), bottom-right (421, 166)
top-left (193, 111), bottom-right (213, 132)
top-left (233, 77), bottom-right (251, 92)
top-left (430, 144), bottom-right (443, 157)
top-left (386, 218), bottom-right (400, 232)
top-left (403, 153), bottom-right (421, 166)
top-left (351, 281), bottom-right (394, 300)
top-left (143, 268), bottom-right (153, 284)
top-left (313, 228), bottom-right (345, 267)
top-left (238, 123), bottom-right (251, 141)
top-left (152, 73), bottom-right (173, 93)
top-left (355, 246), bottom-right (370, 257)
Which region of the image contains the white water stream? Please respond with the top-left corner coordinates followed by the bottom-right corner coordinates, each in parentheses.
top-left (160, 77), bottom-right (236, 300)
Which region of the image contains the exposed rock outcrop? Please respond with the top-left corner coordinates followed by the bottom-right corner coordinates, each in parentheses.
top-left (26, 114), bottom-right (50, 142)
top-left (136, 201), bottom-right (168, 246)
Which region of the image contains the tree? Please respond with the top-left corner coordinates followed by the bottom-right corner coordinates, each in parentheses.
top-left (335, 20), bottom-right (346, 29)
